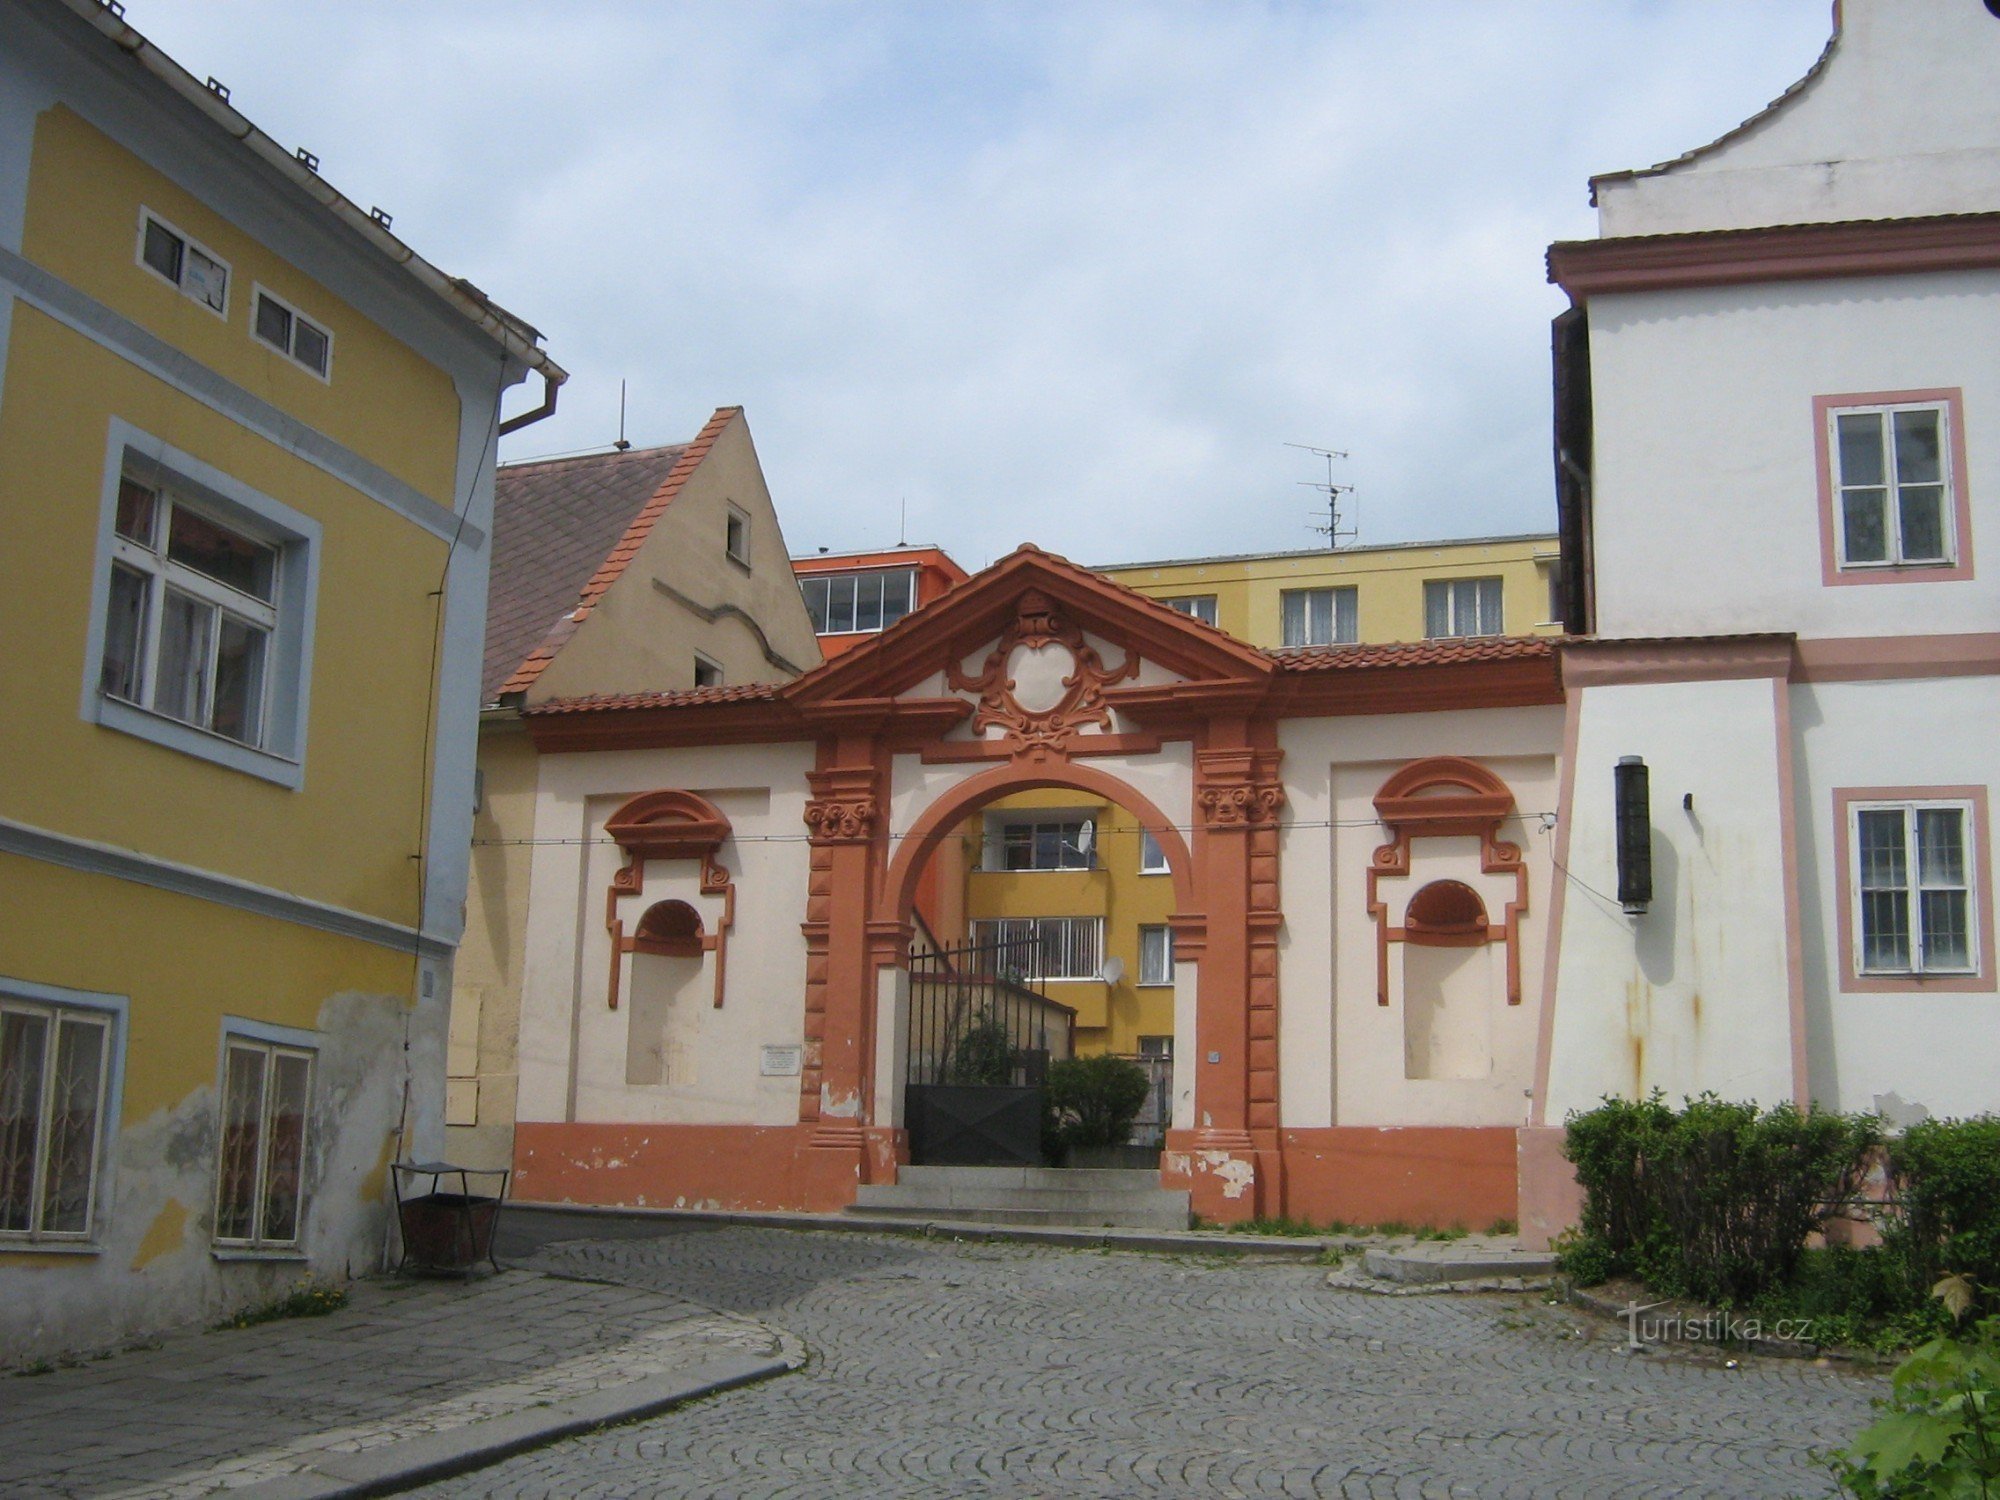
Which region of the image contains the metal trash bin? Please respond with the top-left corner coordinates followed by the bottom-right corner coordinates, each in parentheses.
top-left (391, 1160), bottom-right (509, 1277)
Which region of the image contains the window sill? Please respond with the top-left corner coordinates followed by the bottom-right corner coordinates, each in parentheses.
top-left (725, 553), bottom-right (753, 574)
top-left (0, 1239), bottom-right (103, 1256)
top-left (91, 695), bottom-right (303, 789)
top-left (211, 1245), bottom-right (309, 1263)
top-left (1135, 981), bottom-right (1174, 989)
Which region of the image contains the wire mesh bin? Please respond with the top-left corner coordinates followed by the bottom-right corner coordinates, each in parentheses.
top-left (391, 1161), bottom-right (509, 1277)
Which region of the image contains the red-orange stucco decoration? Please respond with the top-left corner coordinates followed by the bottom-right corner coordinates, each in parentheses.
top-left (944, 589), bottom-right (1142, 759)
top-left (1367, 757), bottom-right (1527, 1006)
top-left (603, 789), bottom-right (735, 1010)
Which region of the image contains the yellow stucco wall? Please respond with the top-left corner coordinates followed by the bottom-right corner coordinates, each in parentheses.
top-left (958, 788), bottom-right (1178, 1055)
top-left (1101, 535), bottom-right (1561, 646)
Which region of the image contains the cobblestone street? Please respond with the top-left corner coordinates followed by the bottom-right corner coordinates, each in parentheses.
top-left (418, 1218), bottom-right (1884, 1499)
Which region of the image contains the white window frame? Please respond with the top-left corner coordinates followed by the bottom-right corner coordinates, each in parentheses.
top-left (250, 285), bottom-right (334, 382)
top-left (0, 981), bottom-right (124, 1250)
top-left (693, 651), bottom-right (724, 688)
top-left (1849, 799), bottom-right (1980, 977)
top-left (1138, 925), bottom-right (1174, 986)
top-left (725, 505), bottom-right (752, 568)
top-left (970, 917), bottom-right (1103, 982)
top-left (135, 207), bottom-right (230, 318)
top-left (1161, 595), bottom-right (1218, 626)
top-left (800, 568), bottom-right (918, 635)
top-left (82, 422), bottom-right (321, 789)
top-left (982, 812), bottom-right (1095, 872)
top-left (1139, 828), bottom-right (1170, 875)
top-left (1827, 399), bottom-right (1957, 571)
top-left (212, 1028), bottom-right (315, 1254)
top-left (1280, 586), bottom-right (1357, 647)
top-left (1424, 576), bottom-right (1503, 638)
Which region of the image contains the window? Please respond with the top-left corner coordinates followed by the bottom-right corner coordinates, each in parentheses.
top-left (1851, 800), bottom-right (1978, 976)
top-left (800, 569), bottom-right (917, 635)
top-left (970, 917), bottom-right (1102, 981)
top-left (0, 996), bottom-right (113, 1244)
top-left (1139, 828), bottom-right (1170, 874)
top-left (1424, 577), bottom-right (1502, 638)
top-left (725, 506), bottom-right (751, 567)
top-left (1161, 595), bottom-right (1217, 626)
top-left (693, 653), bottom-right (724, 688)
top-left (87, 426), bottom-right (320, 787)
top-left (985, 814), bottom-right (1094, 871)
top-left (1280, 587), bottom-right (1357, 647)
top-left (214, 1038), bottom-right (312, 1249)
top-left (137, 209), bottom-right (229, 315)
top-left (252, 289), bottom-right (332, 380)
top-left (1138, 925), bottom-right (1174, 986)
top-left (1826, 397), bottom-right (1958, 571)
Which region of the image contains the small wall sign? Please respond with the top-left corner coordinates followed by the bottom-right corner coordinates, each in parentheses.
top-left (760, 1045), bottom-right (803, 1077)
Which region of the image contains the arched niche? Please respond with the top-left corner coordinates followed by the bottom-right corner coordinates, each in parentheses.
top-left (603, 790), bottom-right (735, 1012)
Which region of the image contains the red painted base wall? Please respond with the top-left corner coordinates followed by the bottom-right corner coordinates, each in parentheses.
top-left (515, 1121), bottom-right (1523, 1230)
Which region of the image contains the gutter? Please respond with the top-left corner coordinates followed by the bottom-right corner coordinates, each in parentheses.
top-left (67, 0), bottom-right (568, 422)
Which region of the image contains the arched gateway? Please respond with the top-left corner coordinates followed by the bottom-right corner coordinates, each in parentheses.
top-left (511, 547), bottom-right (1563, 1225)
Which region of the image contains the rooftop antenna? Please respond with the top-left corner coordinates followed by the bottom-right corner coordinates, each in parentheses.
top-left (898, 497), bottom-right (908, 547)
top-left (612, 380), bottom-right (631, 452)
top-left (1287, 441), bottom-right (1356, 548)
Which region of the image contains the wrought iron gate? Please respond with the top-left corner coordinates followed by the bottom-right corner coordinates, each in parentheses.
top-left (904, 936), bottom-right (1076, 1165)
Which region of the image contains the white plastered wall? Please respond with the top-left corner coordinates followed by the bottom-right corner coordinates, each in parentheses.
top-left (1278, 706), bottom-right (1561, 1129)
top-left (515, 740), bottom-right (815, 1128)
top-left (1543, 678), bottom-right (1796, 1120)
top-left (1793, 673), bottom-right (2000, 1118)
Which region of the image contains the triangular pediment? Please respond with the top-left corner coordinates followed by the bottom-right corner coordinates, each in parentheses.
top-left (784, 545), bottom-right (1273, 711)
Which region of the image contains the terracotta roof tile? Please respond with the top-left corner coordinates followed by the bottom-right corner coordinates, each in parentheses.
top-left (522, 683), bottom-right (782, 715)
top-left (1269, 636), bottom-right (1558, 671)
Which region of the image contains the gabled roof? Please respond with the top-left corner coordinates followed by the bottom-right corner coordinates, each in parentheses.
top-left (483, 407), bottom-right (737, 703)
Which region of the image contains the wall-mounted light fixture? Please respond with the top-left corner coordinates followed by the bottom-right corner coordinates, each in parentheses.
top-left (1615, 755), bottom-right (1652, 915)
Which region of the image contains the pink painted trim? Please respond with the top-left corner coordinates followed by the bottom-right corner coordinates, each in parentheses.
top-left (1830, 785), bottom-right (1995, 995)
top-left (1529, 689), bottom-right (1585, 1125)
top-left (1772, 680), bottom-right (1810, 1106)
top-left (1560, 637), bottom-right (1792, 689)
top-left (1814, 390), bottom-right (1975, 588)
top-left (1794, 633), bottom-right (2000, 683)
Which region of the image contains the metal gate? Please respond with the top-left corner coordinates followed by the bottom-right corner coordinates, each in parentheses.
top-left (904, 936), bottom-right (1076, 1165)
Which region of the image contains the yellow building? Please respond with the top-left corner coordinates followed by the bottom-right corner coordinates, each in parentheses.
top-left (951, 534), bottom-right (1561, 1063)
top-left (0, 1), bottom-right (561, 1361)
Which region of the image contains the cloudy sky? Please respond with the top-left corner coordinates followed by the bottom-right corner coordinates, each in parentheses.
top-left (131, 1), bottom-right (1833, 569)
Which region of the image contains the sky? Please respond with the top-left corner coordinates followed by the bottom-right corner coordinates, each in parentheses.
top-left (126, 1), bottom-right (1836, 570)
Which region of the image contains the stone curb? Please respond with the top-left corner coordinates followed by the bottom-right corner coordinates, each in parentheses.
top-left (1326, 1267), bottom-right (1555, 1296)
top-left (508, 1200), bottom-right (1341, 1259)
top-left (223, 1352), bottom-right (794, 1500)
top-left (1556, 1278), bottom-right (1897, 1367)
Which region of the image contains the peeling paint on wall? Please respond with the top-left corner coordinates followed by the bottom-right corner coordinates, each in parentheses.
top-left (1194, 1150), bottom-right (1257, 1199)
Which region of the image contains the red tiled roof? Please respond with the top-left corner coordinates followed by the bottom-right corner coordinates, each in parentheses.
top-left (522, 682), bottom-right (782, 715)
top-left (1268, 636), bottom-right (1558, 671)
top-left (483, 407), bottom-right (739, 703)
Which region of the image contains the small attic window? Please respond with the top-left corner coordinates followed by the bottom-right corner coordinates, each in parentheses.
top-left (694, 653), bottom-right (724, 688)
top-left (725, 505), bottom-right (750, 568)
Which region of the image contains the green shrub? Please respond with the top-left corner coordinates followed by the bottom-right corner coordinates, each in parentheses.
top-left (1044, 1055), bottom-right (1151, 1154)
top-left (1885, 1117), bottom-right (2000, 1303)
top-left (948, 1017), bottom-right (1015, 1085)
top-left (1833, 1314), bottom-right (2000, 1497)
top-left (1563, 1090), bottom-right (1675, 1262)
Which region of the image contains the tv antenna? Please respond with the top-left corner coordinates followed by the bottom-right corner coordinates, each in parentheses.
top-left (613, 379), bottom-right (631, 452)
top-left (1286, 441), bottom-right (1356, 547)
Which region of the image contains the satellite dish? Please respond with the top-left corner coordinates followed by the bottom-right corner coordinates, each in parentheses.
top-left (1098, 955), bottom-right (1124, 985)
top-left (1076, 819), bottom-right (1095, 857)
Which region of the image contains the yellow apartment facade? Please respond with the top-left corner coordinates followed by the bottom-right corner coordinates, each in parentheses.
top-left (0, 1), bottom-right (560, 1360)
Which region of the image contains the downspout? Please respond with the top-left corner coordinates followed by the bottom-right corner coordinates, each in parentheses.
top-left (499, 367), bottom-right (564, 435)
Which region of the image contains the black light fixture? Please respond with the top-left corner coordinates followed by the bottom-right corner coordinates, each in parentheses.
top-left (1614, 755), bottom-right (1652, 915)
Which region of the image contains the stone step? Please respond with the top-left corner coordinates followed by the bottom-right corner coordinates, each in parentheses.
top-left (853, 1182), bottom-right (1189, 1213)
top-left (848, 1199), bottom-right (1192, 1230)
top-left (848, 1166), bottom-right (1191, 1229)
top-left (1360, 1241), bottom-right (1558, 1286)
top-left (892, 1165), bottom-right (1169, 1192)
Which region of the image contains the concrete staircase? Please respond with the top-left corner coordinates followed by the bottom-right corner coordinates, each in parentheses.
top-left (849, 1166), bottom-right (1191, 1229)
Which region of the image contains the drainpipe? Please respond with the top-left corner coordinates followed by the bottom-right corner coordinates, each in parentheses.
top-left (499, 366), bottom-right (564, 435)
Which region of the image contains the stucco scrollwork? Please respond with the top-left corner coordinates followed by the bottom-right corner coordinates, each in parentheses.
top-left (946, 589), bottom-right (1140, 758)
top-left (803, 795), bottom-right (878, 842)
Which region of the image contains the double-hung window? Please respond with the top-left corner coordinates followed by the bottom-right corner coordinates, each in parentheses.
top-left (1827, 398), bottom-right (1958, 571)
top-left (88, 427), bottom-right (319, 787)
top-left (1139, 829), bottom-right (1170, 875)
top-left (1850, 800), bottom-right (1979, 977)
top-left (1281, 587), bottom-right (1357, 647)
top-left (1424, 577), bottom-right (1502, 638)
top-left (214, 1038), bottom-right (313, 1250)
top-left (0, 994), bottom-right (114, 1244)
top-left (1161, 595), bottom-right (1218, 626)
top-left (970, 917), bottom-right (1103, 981)
top-left (1138, 925), bottom-right (1174, 986)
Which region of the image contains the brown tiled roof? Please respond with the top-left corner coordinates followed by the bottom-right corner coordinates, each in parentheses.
top-left (1268, 636), bottom-right (1557, 671)
top-left (483, 407), bottom-right (739, 703)
top-left (522, 683), bottom-right (782, 715)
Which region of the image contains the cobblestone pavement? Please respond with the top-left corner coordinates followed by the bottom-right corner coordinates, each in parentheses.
top-left (0, 1267), bottom-right (786, 1500)
top-left (416, 1219), bottom-right (1886, 1500)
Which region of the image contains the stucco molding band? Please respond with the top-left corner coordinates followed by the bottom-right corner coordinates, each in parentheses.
top-left (1547, 212), bottom-right (2000, 300)
top-left (1560, 635), bottom-right (1795, 688)
top-left (1792, 633), bottom-right (2000, 683)
top-left (0, 813), bottom-right (450, 958)
top-left (0, 245), bottom-right (478, 547)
